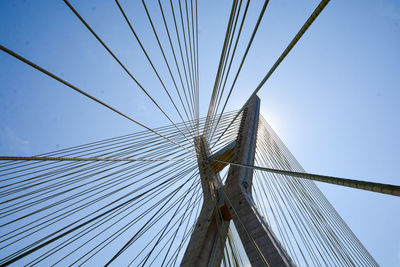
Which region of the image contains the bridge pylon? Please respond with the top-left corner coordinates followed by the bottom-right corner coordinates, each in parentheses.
top-left (181, 95), bottom-right (294, 266)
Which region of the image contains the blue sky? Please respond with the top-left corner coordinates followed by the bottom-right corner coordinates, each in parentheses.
top-left (1, 0), bottom-right (399, 265)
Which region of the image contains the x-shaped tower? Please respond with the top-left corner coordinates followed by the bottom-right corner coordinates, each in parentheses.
top-left (181, 95), bottom-right (295, 266)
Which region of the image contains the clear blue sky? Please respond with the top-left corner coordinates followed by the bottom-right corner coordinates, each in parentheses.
top-left (1, 0), bottom-right (399, 266)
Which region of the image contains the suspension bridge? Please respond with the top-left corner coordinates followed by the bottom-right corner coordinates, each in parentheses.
top-left (0, 0), bottom-right (399, 266)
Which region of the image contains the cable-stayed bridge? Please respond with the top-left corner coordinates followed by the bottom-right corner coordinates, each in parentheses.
top-left (0, 0), bottom-right (399, 266)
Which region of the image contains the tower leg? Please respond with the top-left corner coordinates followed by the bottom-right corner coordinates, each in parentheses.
top-left (180, 137), bottom-right (228, 267)
top-left (180, 202), bottom-right (229, 267)
top-left (224, 95), bottom-right (294, 267)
